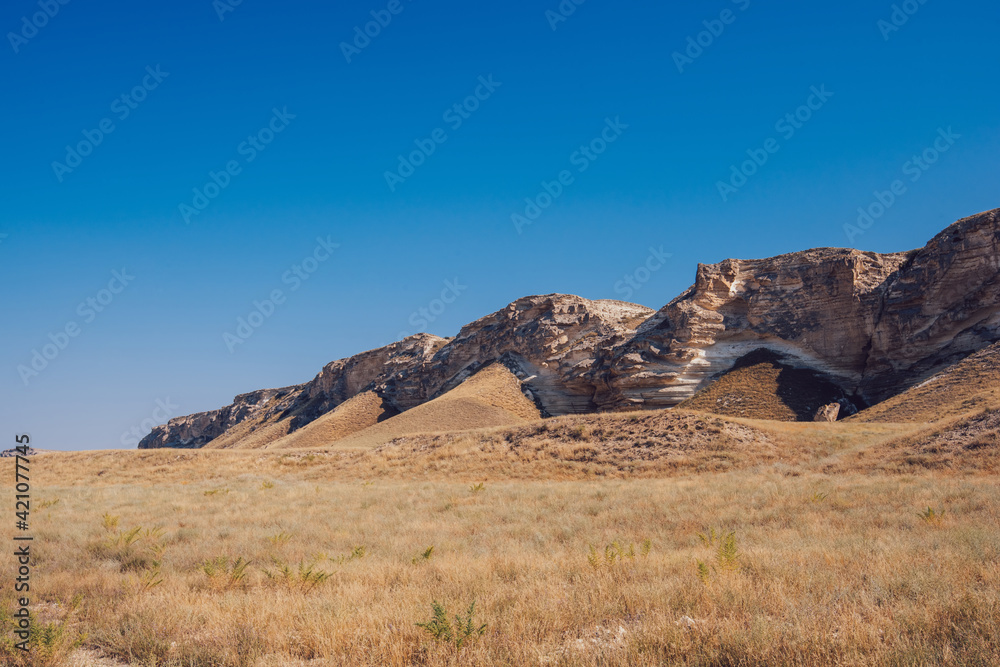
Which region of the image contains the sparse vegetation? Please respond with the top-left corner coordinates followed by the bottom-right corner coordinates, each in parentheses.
top-left (587, 539), bottom-right (650, 569)
top-left (919, 506), bottom-right (946, 525)
top-left (261, 557), bottom-right (332, 592)
top-left (416, 600), bottom-right (486, 649)
top-left (3, 419), bottom-right (1000, 665)
top-left (265, 531), bottom-right (293, 547)
top-left (715, 532), bottom-right (740, 571)
top-left (200, 556), bottom-right (252, 589)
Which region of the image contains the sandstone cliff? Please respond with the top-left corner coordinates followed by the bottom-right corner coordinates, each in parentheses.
top-left (140, 208), bottom-right (1000, 448)
top-left (140, 296), bottom-right (652, 448)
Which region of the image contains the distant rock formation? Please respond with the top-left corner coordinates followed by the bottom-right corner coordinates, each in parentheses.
top-left (140, 208), bottom-right (1000, 449)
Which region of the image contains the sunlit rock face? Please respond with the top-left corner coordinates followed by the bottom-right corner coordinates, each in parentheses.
top-left (861, 208), bottom-right (1000, 402)
top-left (596, 208), bottom-right (1000, 410)
top-left (140, 209), bottom-right (1000, 448)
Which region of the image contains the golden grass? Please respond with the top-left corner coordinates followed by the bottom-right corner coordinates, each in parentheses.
top-left (851, 342), bottom-right (1000, 424)
top-left (3, 449), bottom-right (999, 666)
top-left (265, 391), bottom-right (398, 450)
top-left (832, 407), bottom-right (1000, 475)
top-left (3, 406), bottom-right (997, 666)
top-left (201, 413), bottom-right (295, 450)
top-left (326, 363), bottom-right (541, 449)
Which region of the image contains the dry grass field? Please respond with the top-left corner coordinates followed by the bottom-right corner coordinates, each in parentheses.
top-left (850, 342), bottom-right (1000, 424)
top-left (2, 411), bottom-right (999, 666)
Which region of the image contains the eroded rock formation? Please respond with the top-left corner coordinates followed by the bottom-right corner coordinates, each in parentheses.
top-left (140, 208), bottom-right (1000, 448)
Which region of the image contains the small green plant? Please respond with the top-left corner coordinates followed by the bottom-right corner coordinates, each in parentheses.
top-left (415, 600), bottom-right (486, 649)
top-left (696, 559), bottom-right (711, 584)
top-left (0, 608), bottom-right (85, 665)
top-left (266, 531), bottom-right (293, 547)
top-left (469, 482), bottom-right (485, 493)
top-left (919, 507), bottom-right (945, 525)
top-left (204, 488), bottom-right (230, 496)
top-left (201, 556), bottom-right (252, 588)
top-left (95, 523), bottom-right (168, 590)
top-left (136, 566), bottom-right (163, 592)
top-left (413, 546), bottom-right (435, 564)
top-left (697, 527), bottom-right (719, 547)
top-left (262, 557), bottom-right (332, 592)
top-left (101, 513), bottom-right (120, 533)
top-left (107, 526), bottom-right (143, 551)
top-left (330, 545), bottom-right (367, 565)
top-left (715, 532), bottom-right (740, 571)
top-left (260, 481), bottom-right (275, 490)
top-left (94, 522), bottom-right (161, 572)
top-left (36, 498), bottom-right (60, 510)
top-left (810, 492), bottom-right (829, 504)
top-left (587, 540), bottom-right (650, 569)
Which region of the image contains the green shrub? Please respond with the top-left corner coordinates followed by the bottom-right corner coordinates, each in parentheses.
top-left (416, 600), bottom-right (486, 649)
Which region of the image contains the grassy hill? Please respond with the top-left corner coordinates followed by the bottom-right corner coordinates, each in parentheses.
top-left (852, 342), bottom-right (1000, 424)
top-left (678, 349), bottom-right (850, 421)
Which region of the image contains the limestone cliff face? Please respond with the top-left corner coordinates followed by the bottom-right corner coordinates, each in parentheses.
top-left (139, 296), bottom-right (652, 448)
top-left (383, 295), bottom-right (652, 415)
top-left (595, 249), bottom-right (909, 409)
top-left (137, 387), bottom-right (299, 449)
top-left (138, 335), bottom-right (446, 449)
top-left (861, 209), bottom-right (1000, 401)
top-left (597, 208), bottom-right (1000, 409)
top-left (140, 208), bottom-right (1000, 449)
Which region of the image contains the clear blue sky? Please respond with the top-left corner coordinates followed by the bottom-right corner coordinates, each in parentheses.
top-left (2, 0), bottom-right (997, 450)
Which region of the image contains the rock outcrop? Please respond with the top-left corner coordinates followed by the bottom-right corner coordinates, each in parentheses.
top-left (861, 209), bottom-right (1000, 402)
top-left (813, 404), bottom-right (841, 422)
top-left (597, 208), bottom-right (1000, 411)
top-left (140, 208), bottom-right (1000, 449)
top-left (595, 248), bottom-right (908, 410)
top-left (140, 296), bottom-right (652, 449)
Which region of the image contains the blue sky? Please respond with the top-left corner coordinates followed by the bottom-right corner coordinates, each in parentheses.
top-left (2, 0), bottom-right (997, 450)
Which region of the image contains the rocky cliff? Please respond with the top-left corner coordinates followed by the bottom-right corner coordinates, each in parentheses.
top-left (140, 208), bottom-right (1000, 449)
top-left (140, 296), bottom-right (652, 448)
